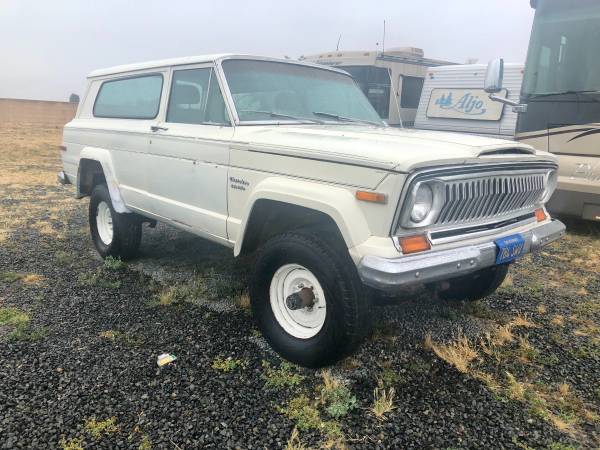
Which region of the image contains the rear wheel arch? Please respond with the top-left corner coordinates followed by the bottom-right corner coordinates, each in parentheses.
top-left (76, 155), bottom-right (130, 214)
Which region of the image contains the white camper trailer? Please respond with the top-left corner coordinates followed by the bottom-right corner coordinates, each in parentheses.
top-left (301, 48), bottom-right (455, 126)
top-left (414, 63), bottom-right (524, 138)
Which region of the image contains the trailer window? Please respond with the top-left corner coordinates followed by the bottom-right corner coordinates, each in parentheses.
top-left (341, 66), bottom-right (391, 119)
top-left (400, 76), bottom-right (424, 109)
top-left (93, 74), bottom-right (163, 119)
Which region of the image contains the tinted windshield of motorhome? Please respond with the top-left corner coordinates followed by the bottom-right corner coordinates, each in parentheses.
top-left (221, 59), bottom-right (384, 124)
top-left (522, 0), bottom-right (600, 96)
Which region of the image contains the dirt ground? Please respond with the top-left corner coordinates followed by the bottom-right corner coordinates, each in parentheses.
top-left (0, 123), bottom-right (598, 449)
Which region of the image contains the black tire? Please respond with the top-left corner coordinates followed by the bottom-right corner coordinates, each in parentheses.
top-left (89, 184), bottom-right (141, 260)
top-left (429, 264), bottom-right (510, 301)
top-left (250, 230), bottom-right (371, 368)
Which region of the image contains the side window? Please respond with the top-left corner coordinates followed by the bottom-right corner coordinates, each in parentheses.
top-left (400, 76), bottom-right (424, 109)
top-left (93, 74), bottom-right (163, 119)
top-left (167, 68), bottom-right (210, 124)
top-left (166, 68), bottom-right (230, 125)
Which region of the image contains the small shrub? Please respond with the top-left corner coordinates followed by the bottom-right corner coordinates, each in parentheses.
top-left (55, 251), bottom-right (72, 265)
top-left (103, 256), bottom-right (125, 271)
top-left (212, 356), bottom-right (244, 372)
top-left (319, 370), bottom-right (357, 418)
top-left (85, 416), bottom-right (118, 439)
top-left (0, 272), bottom-right (22, 283)
top-left (263, 360), bottom-right (305, 388)
top-left (234, 291), bottom-right (251, 310)
top-left (285, 427), bottom-right (306, 450)
top-left (9, 326), bottom-right (47, 342)
top-left (0, 307), bottom-right (30, 328)
top-left (59, 437), bottom-right (84, 450)
top-left (280, 395), bottom-right (322, 431)
top-left (372, 386), bottom-right (395, 420)
top-left (78, 271), bottom-right (121, 289)
top-left (138, 435), bottom-right (152, 450)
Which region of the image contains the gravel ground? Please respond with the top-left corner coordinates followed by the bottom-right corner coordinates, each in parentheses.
top-left (0, 124), bottom-right (598, 449)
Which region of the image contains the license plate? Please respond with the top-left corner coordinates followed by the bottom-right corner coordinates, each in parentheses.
top-left (495, 234), bottom-right (525, 265)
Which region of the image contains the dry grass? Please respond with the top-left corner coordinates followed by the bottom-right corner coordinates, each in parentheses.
top-left (234, 291), bottom-right (251, 310)
top-left (371, 386), bottom-right (395, 420)
top-left (551, 315), bottom-right (565, 327)
top-left (285, 427), bottom-right (307, 450)
top-left (0, 124), bottom-right (78, 243)
top-left (424, 333), bottom-right (478, 374)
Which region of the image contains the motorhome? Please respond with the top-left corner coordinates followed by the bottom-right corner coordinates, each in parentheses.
top-left (414, 63), bottom-right (524, 139)
top-left (485, 0), bottom-right (600, 221)
top-left (301, 48), bottom-right (455, 126)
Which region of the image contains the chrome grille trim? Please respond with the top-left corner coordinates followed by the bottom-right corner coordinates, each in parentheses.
top-left (436, 172), bottom-right (546, 226)
top-left (392, 162), bottom-right (558, 235)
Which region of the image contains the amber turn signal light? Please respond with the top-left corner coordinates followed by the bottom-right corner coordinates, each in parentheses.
top-left (355, 191), bottom-right (387, 204)
top-left (399, 234), bottom-right (431, 254)
top-left (535, 208), bottom-right (547, 222)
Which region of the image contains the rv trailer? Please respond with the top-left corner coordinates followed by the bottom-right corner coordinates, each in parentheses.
top-left (301, 48), bottom-right (455, 126)
top-left (414, 63), bottom-right (524, 139)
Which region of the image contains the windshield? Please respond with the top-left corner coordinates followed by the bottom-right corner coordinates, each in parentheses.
top-left (522, 0), bottom-right (600, 96)
top-left (221, 59), bottom-right (385, 125)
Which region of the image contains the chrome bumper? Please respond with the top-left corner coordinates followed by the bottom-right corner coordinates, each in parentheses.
top-left (358, 219), bottom-right (566, 292)
top-left (57, 171), bottom-right (71, 185)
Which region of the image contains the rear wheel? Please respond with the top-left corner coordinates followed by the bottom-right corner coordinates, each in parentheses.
top-left (250, 230), bottom-right (371, 368)
top-left (429, 264), bottom-right (510, 301)
top-left (89, 184), bottom-right (141, 260)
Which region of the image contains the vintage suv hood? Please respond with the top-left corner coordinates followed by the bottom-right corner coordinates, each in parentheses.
top-left (231, 124), bottom-right (556, 172)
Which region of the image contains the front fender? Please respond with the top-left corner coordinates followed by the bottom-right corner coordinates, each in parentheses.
top-left (78, 147), bottom-right (130, 214)
top-left (233, 177), bottom-right (371, 256)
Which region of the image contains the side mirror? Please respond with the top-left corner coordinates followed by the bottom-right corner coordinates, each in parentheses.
top-left (484, 58), bottom-right (504, 93)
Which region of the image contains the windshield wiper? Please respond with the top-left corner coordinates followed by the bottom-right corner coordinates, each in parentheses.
top-left (238, 109), bottom-right (324, 123)
top-left (311, 111), bottom-right (383, 127)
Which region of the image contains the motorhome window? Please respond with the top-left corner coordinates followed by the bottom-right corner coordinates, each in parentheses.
top-left (400, 76), bottom-right (424, 109)
top-left (93, 74), bottom-right (163, 119)
top-left (342, 66), bottom-right (391, 119)
top-left (522, 0), bottom-right (600, 96)
top-left (222, 59), bottom-right (384, 124)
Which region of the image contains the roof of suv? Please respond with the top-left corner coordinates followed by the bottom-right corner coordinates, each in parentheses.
top-left (87, 54), bottom-right (347, 79)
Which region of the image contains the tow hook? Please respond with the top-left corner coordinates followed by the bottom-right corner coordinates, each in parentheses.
top-left (285, 287), bottom-right (315, 310)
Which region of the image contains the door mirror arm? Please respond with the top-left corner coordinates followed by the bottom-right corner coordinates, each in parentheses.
top-left (485, 58), bottom-right (528, 113)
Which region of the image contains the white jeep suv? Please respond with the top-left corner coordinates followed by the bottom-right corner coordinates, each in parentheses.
top-left (59, 55), bottom-right (565, 367)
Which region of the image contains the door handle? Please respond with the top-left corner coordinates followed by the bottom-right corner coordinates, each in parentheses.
top-left (150, 125), bottom-right (168, 132)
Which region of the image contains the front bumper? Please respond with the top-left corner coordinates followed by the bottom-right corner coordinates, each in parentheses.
top-left (358, 219), bottom-right (566, 292)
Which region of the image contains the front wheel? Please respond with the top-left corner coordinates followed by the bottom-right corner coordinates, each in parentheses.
top-left (428, 264), bottom-right (510, 301)
top-left (250, 230), bottom-right (371, 368)
top-left (89, 184), bottom-right (141, 260)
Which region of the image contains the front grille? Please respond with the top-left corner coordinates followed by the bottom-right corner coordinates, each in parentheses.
top-left (437, 173), bottom-right (546, 225)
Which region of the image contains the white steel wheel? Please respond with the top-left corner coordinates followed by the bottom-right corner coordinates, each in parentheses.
top-left (96, 201), bottom-right (114, 245)
top-left (269, 263), bottom-right (327, 339)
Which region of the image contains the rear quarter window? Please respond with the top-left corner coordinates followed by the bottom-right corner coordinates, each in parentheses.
top-left (93, 74), bottom-right (163, 119)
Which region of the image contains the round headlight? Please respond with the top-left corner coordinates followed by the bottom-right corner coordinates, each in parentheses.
top-left (411, 184), bottom-right (433, 223)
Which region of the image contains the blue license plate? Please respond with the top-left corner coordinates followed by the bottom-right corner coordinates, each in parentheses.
top-left (495, 234), bottom-right (526, 265)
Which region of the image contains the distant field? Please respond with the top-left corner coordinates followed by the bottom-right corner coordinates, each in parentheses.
top-left (0, 123), bottom-right (598, 449)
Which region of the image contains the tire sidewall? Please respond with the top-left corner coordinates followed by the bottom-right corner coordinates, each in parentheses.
top-left (89, 185), bottom-right (116, 258)
top-left (251, 234), bottom-right (359, 367)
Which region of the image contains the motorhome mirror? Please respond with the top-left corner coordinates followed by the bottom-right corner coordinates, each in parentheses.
top-left (484, 58), bottom-right (504, 93)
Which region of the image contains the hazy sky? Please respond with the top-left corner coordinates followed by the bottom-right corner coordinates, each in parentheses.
top-left (0, 0), bottom-right (535, 102)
